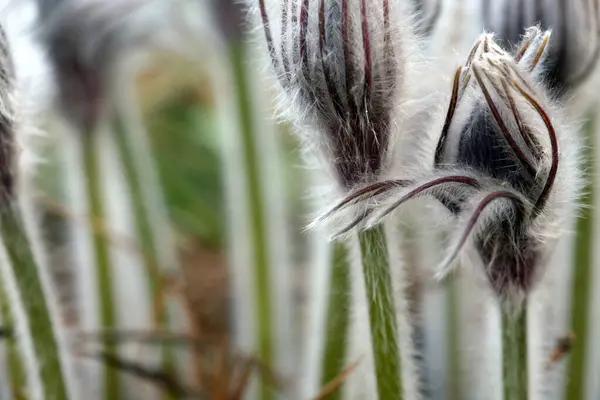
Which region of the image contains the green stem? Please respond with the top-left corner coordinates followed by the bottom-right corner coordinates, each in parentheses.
top-left (359, 226), bottom-right (403, 399)
top-left (0, 282), bottom-right (26, 400)
top-left (447, 277), bottom-right (462, 400)
top-left (566, 118), bottom-right (595, 400)
top-left (111, 108), bottom-right (177, 399)
top-left (320, 242), bottom-right (351, 398)
top-left (229, 43), bottom-right (274, 398)
top-left (0, 205), bottom-right (68, 398)
top-left (81, 133), bottom-right (119, 400)
top-left (502, 310), bottom-right (528, 400)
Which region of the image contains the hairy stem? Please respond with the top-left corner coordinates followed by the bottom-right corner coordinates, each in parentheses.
top-left (359, 226), bottom-right (403, 399)
top-left (111, 106), bottom-right (176, 399)
top-left (82, 133), bottom-right (119, 400)
top-left (567, 118), bottom-right (595, 400)
top-left (0, 284), bottom-right (26, 399)
top-left (502, 310), bottom-right (528, 400)
top-left (586, 114), bottom-right (600, 400)
top-left (0, 204), bottom-right (70, 399)
top-left (320, 242), bottom-right (351, 398)
top-left (228, 42), bottom-right (274, 399)
top-left (448, 276), bottom-right (462, 400)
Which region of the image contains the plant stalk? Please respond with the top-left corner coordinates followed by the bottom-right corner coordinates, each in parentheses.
top-left (0, 204), bottom-right (70, 399)
top-left (112, 106), bottom-right (167, 322)
top-left (0, 283), bottom-right (25, 399)
top-left (502, 310), bottom-right (528, 400)
top-left (585, 113), bottom-right (600, 400)
top-left (111, 104), bottom-right (178, 399)
top-left (228, 41), bottom-right (274, 399)
top-left (81, 132), bottom-right (119, 400)
top-left (320, 242), bottom-right (351, 398)
top-left (447, 275), bottom-right (462, 400)
top-left (359, 225), bottom-right (403, 399)
top-left (566, 117), bottom-right (595, 400)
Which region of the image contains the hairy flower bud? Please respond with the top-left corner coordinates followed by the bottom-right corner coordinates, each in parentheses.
top-left (36, 0), bottom-right (171, 131)
top-left (321, 29), bottom-right (582, 304)
top-left (257, 0), bottom-right (416, 190)
top-left (481, 0), bottom-right (600, 93)
top-left (428, 31), bottom-right (580, 302)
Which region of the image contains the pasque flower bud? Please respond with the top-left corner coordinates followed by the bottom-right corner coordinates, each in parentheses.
top-left (322, 29), bottom-right (582, 304)
top-left (36, 0), bottom-right (169, 131)
top-left (257, 0), bottom-right (416, 190)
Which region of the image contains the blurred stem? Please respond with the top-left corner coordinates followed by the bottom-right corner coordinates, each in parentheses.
top-left (566, 117), bottom-right (595, 400)
top-left (82, 133), bottom-right (119, 400)
top-left (229, 42), bottom-right (274, 398)
top-left (359, 226), bottom-right (403, 399)
top-left (111, 107), bottom-right (177, 399)
top-left (112, 111), bottom-right (164, 319)
top-left (502, 310), bottom-right (528, 400)
top-left (320, 242), bottom-right (351, 398)
top-left (0, 254), bottom-right (27, 400)
top-left (0, 204), bottom-right (69, 398)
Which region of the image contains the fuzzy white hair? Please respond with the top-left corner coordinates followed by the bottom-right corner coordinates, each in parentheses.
top-left (321, 29), bottom-right (583, 305)
top-left (441, 30), bottom-right (582, 305)
top-left (250, 0), bottom-right (424, 193)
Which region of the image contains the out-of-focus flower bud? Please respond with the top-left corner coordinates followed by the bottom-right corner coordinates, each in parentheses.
top-left (0, 25), bottom-right (15, 201)
top-left (482, 0), bottom-right (600, 94)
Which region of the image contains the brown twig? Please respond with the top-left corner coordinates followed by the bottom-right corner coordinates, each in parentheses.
top-left (313, 358), bottom-right (362, 400)
top-left (79, 350), bottom-right (199, 398)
